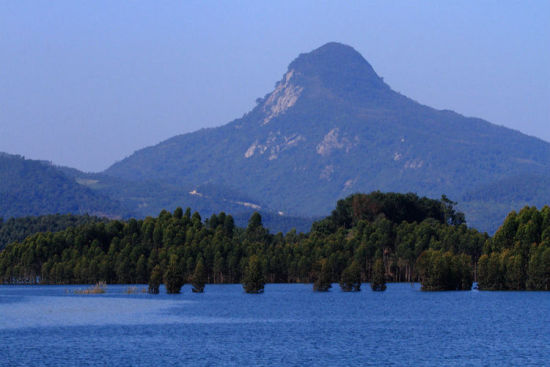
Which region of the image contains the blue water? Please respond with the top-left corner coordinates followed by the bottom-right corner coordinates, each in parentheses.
top-left (0, 284), bottom-right (548, 366)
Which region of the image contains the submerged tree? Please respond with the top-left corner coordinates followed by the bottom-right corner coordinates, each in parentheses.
top-left (416, 249), bottom-right (472, 291)
top-left (313, 259), bottom-right (332, 292)
top-left (164, 255), bottom-right (184, 294)
top-left (242, 255), bottom-right (265, 293)
top-left (148, 265), bottom-right (162, 294)
top-left (371, 258), bottom-right (386, 291)
top-left (339, 260), bottom-right (361, 292)
top-left (191, 257), bottom-right (207, 293)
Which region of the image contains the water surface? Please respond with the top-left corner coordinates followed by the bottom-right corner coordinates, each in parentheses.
top-left (0, 284), bottom-right (548, 366)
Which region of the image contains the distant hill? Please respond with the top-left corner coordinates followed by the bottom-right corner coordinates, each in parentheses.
top-left (458, 174), bottom-right (550, 232)
top-left (103, 42), bottom-right (550, 234)
top-left (0, 152), bottom-right (311, 237)
top-left (0, 153), bottom-right (123, 219)
top-left (59, 168), bottom-right (314, 233)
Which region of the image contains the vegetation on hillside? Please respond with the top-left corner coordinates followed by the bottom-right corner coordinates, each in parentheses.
top-left (0, 153), bottom-right (122, 218)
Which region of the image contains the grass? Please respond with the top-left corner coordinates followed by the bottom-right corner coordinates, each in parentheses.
top-left (73, 281), bottom-right (107, 295)
top-left (123, 286), bottom-right (147, 294)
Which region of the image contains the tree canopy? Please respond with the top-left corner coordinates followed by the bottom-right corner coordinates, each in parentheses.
top-left (1, 193), bottom-right (544, 292)
top-left (242, 255), bottom-right (265, 294)
top-left (477, 206), bottom-right (550, 290)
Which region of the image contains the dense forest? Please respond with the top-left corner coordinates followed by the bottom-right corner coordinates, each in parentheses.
top-left (0, 192), bottom-right (548, 291)
top-left (0, 214), bottom-right (107, 250)
top-left (477, 206), bottom-right (550, 290)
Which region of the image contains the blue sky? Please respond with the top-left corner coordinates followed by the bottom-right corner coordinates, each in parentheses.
top-left (1, 1), bottom-right (548, 171)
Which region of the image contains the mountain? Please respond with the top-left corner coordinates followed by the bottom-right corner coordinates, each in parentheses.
top-left (104, 42), bottom-right (550, 233)
top-left (0, 153), bottom-right (123, 219)
top-left (0, 151), bottom-right (313, 233)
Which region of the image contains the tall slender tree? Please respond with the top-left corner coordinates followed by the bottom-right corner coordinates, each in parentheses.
top-left (191, 258), bottom-right (207, 293)
top-left (148, 265), bottom-right (162, 294)
top-left (164, 255), bottom-right (184, 294)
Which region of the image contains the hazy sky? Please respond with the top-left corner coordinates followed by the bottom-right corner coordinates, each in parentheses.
top-left (1, 1), bottom-right (549, 172)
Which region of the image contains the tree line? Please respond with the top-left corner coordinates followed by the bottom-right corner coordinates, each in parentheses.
top-left (477, 206), bottom-right (550, 290)
top-left (0, 214), bottom-right (107, 250)
top-left (0, 192), bottom-right (547, 292)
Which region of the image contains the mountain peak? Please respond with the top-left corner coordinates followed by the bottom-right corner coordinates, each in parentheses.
top-left (287, 42), bottom-right (388, 94)
top-left (256, 42), bottom-right (391, 125)
top-left (293, 42), bottom-right (366, 67)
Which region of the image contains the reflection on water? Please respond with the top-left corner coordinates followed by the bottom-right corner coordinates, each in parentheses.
top-left (0, 295), bottom-right (185, 329)
top-left (0, 284), bottom-right (548, 366)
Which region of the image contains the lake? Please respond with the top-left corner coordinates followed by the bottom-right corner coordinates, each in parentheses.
top-left (0, 283), bottom-right (548, 366)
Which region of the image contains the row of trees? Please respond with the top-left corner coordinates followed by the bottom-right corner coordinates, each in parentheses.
top-left (158, 254), bottom-right (386, 294)
top-left (0, 192), bottom-right (547, 291)
top-left (477, 206), bottom-right (550, 290)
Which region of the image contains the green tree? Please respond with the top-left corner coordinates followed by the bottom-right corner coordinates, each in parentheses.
top-left (527, 245), bottom-right (550, 290)
top-left (245, 212), bottom-right (269, 243)
top-left (416, 249), bottom-right (472, 291)
top-left (371, 258), bottom-right (386, 291)
top-left (148, 265), bottom-right (162, 294)
top-left (173, 207), bottom-right (183, 219)
top-left (313, 259), bottom-right (332, 292)
top-left (191, 258), bottom-right (207, 293)
top-left (242, 255), bottom-right (265, 293)
top-left (136, 254), bottom-right (148, 284)
top-left (0, 195), bottom-right (496, 292)
top-left (164, 255), bottom-right (184, 294)
top-left (339, 260), bottom-right (361, 292)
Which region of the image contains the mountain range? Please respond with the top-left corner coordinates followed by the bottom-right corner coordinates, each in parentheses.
top-left (2, 42), bottom-right (549, 233)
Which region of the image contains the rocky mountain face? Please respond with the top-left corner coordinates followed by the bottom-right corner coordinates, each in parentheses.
top-left (104, 42), bottom-right (550, 233)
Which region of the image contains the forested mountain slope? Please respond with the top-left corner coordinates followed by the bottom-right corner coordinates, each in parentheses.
top-left (0, 153), bottom-right (122, 219)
